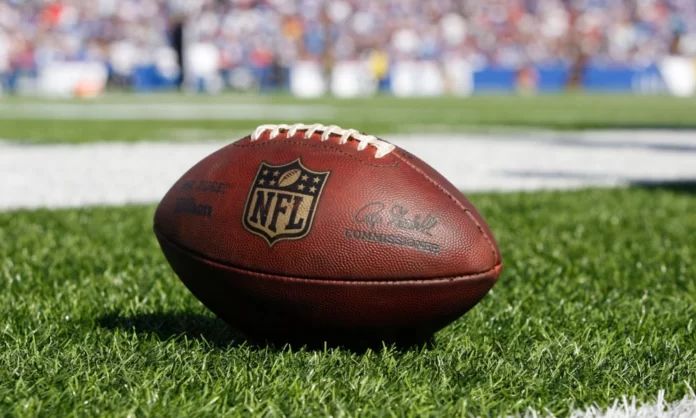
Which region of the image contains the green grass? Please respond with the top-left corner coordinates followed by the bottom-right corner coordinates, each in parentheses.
top-left (2, 94), bottom-right (696, 143)
top-left (1, 186), bottom-right (694, 416)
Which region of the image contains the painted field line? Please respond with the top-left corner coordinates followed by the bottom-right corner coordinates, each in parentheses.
top-left (1, 130), bottom-right (695, 211)
top-left (522, 388), bottom-right (695, 418)
top-left (0, 102), bottom-right (335, 120)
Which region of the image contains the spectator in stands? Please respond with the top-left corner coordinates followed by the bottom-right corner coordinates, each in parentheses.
top-left (0, 0), bottom-right (694, 93)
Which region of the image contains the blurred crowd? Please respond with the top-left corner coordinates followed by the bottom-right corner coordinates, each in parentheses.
top-left (1, 0), bottom-right (695, 92)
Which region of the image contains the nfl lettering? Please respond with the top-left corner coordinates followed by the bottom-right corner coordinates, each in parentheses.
top-left (243, 159), bottom-right (329, 245)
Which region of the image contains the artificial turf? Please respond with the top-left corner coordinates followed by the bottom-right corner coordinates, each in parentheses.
top-left (1, 186), bottom-right (694, 416)
top-left (2, 94), bottom-right (696, 143)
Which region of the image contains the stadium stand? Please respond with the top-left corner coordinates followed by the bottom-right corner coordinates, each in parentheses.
top-left (1, 0), bottom-right (695, 96)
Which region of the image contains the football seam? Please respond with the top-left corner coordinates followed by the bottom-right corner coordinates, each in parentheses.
top-left (233, 136), bottom-right (399, 168)
top-left (155, 227), bottom-right (501, 285)
top-left (392, 150), bottom-right (500, 264)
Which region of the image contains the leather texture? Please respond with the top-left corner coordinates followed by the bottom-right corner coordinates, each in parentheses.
top-left (156, 229), bottom-right (500, 340)
top-left (154, 129), bottom-right (502, 339)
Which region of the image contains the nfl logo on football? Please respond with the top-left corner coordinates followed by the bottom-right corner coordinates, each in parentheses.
top-left (243, 159), bottom-right (329, 245)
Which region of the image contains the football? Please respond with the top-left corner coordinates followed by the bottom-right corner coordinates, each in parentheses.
top-left (154, 123), bottom-right (502, 342)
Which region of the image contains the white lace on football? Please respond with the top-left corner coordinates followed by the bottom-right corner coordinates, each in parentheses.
top-left (251, 123), bottom-right (395, 158)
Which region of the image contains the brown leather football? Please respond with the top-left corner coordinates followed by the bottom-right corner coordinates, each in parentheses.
top-left (154, 123), bottom-right (502, 342)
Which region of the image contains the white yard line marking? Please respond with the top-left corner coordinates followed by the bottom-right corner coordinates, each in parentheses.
top-left (395, 130), bottom-right (696, 192)
top-left (0, 141), bottom-right (221, 210)
top-left (1, 130), bottom-right (695, 210)
top-left (521, 389), bottom-right (695, 418)
top-left (0, 103), bottom-right (335, 120)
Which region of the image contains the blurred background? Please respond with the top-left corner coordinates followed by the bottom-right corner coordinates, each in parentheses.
top-left (1, 0), bottom-right (696, 98)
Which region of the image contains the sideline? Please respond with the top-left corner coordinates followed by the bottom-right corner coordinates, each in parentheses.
top-left (1, 130), bottom-right (695, 210)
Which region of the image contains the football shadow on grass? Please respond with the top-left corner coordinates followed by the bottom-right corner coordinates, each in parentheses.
top-left (97, 311), bottom-right (434, 353)
top-left (97, 311), bottom-right (246, 348)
